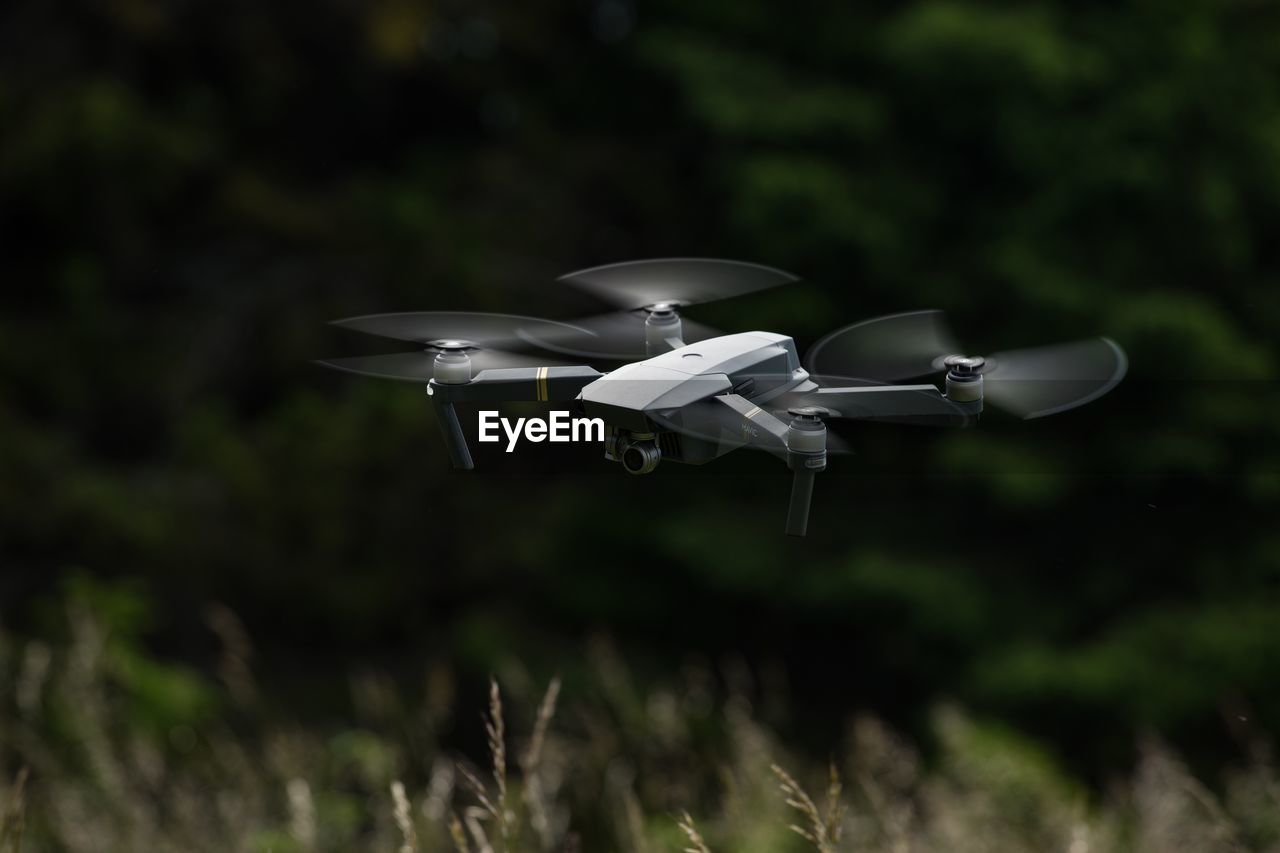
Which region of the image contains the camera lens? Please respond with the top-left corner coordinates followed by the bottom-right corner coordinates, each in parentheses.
top-left (620, 440), bottom-right (660, 474)
top-left (622, 446), bottom-right (646, 473)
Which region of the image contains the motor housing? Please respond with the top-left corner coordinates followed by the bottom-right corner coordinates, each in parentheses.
top-left (785, 407), bottom-right (829, 471)
top-left (644, 306), bottom-right (683, 355)
top-left (432, 348), bottom-right (473, 384)
top-left (943, 354), bottom-right (984, 403)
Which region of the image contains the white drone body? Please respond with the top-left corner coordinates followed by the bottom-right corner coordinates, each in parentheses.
top-left (320, 259), bottom-right (1126, 535)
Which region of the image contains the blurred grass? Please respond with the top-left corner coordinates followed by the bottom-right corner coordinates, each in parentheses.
top-left (3, 582), bottom-right (1280, 851)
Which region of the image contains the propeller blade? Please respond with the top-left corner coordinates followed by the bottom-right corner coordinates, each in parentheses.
top-left (983, 337), bottom-right (1128, 419)
top-left (316, 352), bottom-right (436, 382)
top-left (805, 309), bottom-right (961, 382)
top-left (330, 311), bottom-right (592, 350)
top-left (559, 258), bottom-right (798, 309)
top-left (517, 311), bottom-right (722, 360)
top-left (316, 348), bottom-right (568, 382)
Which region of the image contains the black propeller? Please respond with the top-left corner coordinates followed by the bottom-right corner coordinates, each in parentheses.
top-left (805, 310), bottom-right (1128, 419)
top-left (328, 311), bottom-right (589, 347)
top-left (522, 258), bottom-right (799, 360)
top-left (558, 257), bottom-right (798, 309)
top-left (317, 312), bottom-right (585, 381)
top-left (519, 310), bottom-right (722, 361)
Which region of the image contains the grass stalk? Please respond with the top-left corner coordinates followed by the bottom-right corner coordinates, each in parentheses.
top-left (677, 811), bottom-right (711, 853)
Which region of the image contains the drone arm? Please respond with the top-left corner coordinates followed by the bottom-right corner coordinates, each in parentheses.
top-left (681, 395), bottom-right (821, 536)
top-left (427, 366), bottom-right (603, 470)
top-left (796, 384), bottom-right (979, 427)
top-left (710, 395), bottom-right (824, 537)
top-left (711, 393), bottom-right (791, 456)
top-left (429, 366), bottom-right (603, 404)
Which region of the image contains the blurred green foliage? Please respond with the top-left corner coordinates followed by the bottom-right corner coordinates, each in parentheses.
top-left (1, 0), bottom-right (1278, 780)
top-left (5, 596), bottom-right (1280, 850)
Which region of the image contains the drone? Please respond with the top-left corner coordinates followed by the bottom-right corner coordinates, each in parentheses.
top-left (319, 259), bottom-right (1127, 536)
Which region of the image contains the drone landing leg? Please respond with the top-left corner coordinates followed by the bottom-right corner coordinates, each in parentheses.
top-left (785, 468), bottom-right (816, 537)
top-left (432, 399), bottom-right (474, 470)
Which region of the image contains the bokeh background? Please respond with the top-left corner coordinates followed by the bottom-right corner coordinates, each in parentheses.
top-left (2, 0), bottom-right (1279, 848)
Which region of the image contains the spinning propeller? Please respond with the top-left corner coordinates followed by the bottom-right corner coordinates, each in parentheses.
top-left (316, 312), bottom-right (590, 381)
top-left (559, 257), bottom-right (798, 309)
top-left (806, 309), bottom-right (1128, 419)
top-left (524, 258), bottom-right (799, 359)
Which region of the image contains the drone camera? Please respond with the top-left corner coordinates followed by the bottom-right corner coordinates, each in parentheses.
top-left (607, 429), bottom-right (662, 474)
top-left (621, 442), bottom-right (661, 474)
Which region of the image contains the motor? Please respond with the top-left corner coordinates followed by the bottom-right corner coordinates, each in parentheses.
top-left (644, 304), bottom-right (683, 355)
top-left (430, 342), bottom-right (474, 384)
top-left (943, 354), bottom-right (984, 403)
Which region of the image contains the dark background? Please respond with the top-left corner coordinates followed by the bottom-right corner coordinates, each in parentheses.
top-left (3, 0), bottom-right (1278, 784)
